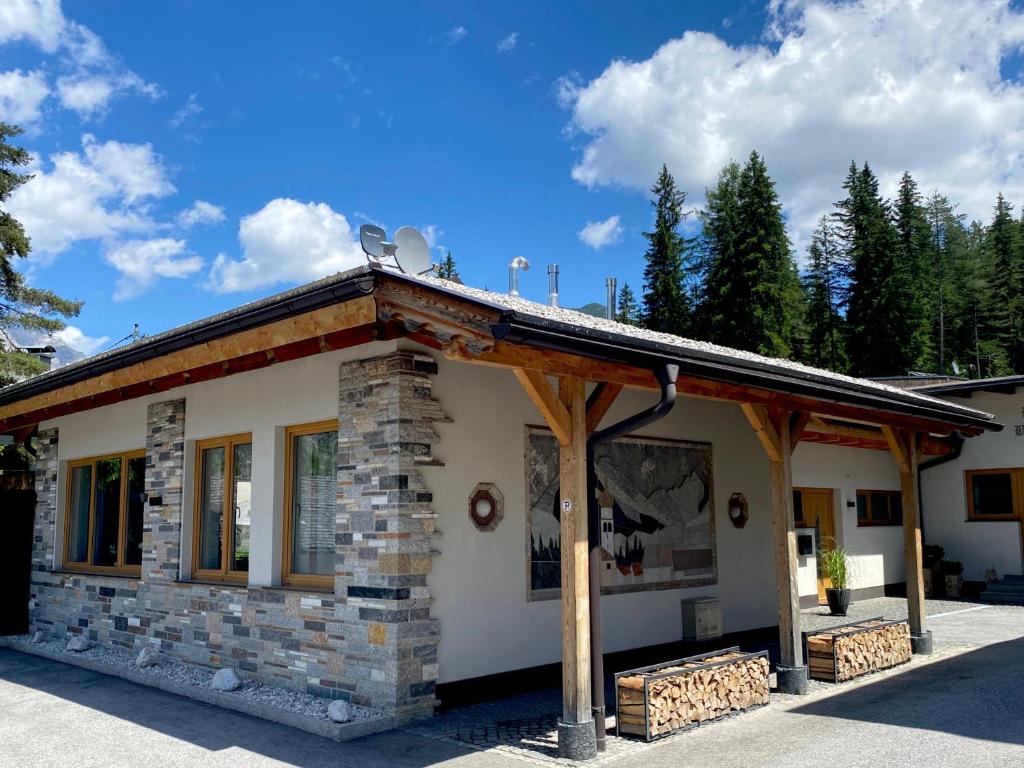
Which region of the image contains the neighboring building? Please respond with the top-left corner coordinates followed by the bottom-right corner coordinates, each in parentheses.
top-left (0, 329), bottom-right (55, 377)
top-left (0, 265), bottom-right (1000, 758)
top-left (913, 376), bottom-right (1024, 583)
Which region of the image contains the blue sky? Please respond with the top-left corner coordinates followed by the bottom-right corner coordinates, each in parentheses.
top-left (3, 1), bottom-right (1024, 355)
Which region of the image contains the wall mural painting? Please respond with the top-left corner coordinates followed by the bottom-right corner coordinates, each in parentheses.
top-left (526, 428), bottom-right (717, 600)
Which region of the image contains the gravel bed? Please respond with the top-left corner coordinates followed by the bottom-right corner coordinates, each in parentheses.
top-left (9, 634), bottom-right (382, 722)
top-left (800, 596), bottom-right (986, 633)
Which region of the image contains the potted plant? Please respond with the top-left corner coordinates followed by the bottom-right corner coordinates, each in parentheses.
top-left (922, 544), bottom-right (945, 597)
top-left (941, 560), bottom-right (964, 599)
top-left (818, 544), bottom-right (852, 616)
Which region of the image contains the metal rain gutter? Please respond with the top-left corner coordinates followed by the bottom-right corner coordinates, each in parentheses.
top-left (586, 364), bottom-right (679, 752)
top-left (491, 318), bottom-right (999, 433)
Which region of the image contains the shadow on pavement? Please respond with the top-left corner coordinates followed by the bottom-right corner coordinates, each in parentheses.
top-left (0, 648), bottom-right (475, 768)
top-left (790, 637), bottom-right (1024, 747)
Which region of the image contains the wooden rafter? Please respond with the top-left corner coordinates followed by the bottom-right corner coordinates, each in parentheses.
top-left (512, 368), bottom-right (572, 446)
top-left (741, 403), bottom-right (783, 462)
top-left (881, 425), bottom-right (911, 475)
top-left (790, 411), bottom-right (811, 452)
top-left (585, 381), bottom-right (624, 434)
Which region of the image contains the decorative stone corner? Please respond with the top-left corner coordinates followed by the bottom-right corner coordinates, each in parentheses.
top-left (468, 482), bottom-right (504, 532)
top-left (31, 428), bottom-right (59, 574)
top-left (336, 351), bottom-right (447, 721)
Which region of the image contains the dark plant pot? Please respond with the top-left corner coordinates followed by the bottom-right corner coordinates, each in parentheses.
top-left (826, 588), bottom-right (852, 616)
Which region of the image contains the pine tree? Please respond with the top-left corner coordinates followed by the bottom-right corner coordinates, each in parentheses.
top-left (892, 172), bottom-right (933, 369)
top-left (694, 161), bottom-right (741, 339)
top-left (641, 165), bottom-right (692, 335)
top-left (802, 216), bottom-right (847, 371)
top-left (0, 123), bottom-right (82, 388)
top-left (615, 283), bottom-right (640, 326)
top-left (949, 219), bottom-right (1007, 377)
top-left (923, 193), bottom-right (961, 374)
top-left (436, 250), bottom-right (461, 282)
top-left (700, 151), bottom-right (803, 357)
top-left (986, 194), bottom-right (1024, 372)
top-left (836, 162), bottom-right (908, 376)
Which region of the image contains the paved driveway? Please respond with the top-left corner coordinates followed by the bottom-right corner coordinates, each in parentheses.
top-left (1, 605), bottom-right (1022, 768)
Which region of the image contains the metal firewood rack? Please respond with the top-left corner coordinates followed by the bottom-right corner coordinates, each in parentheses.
top-left (802, 616), bottom-right (911, 683)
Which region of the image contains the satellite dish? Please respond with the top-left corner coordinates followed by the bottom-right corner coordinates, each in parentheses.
top-left (951, 361), bottom-right (961, 375)
top-left (359, 225), bottom-right (388, 262)
top-left (393, 226), bottom-right (433, 275)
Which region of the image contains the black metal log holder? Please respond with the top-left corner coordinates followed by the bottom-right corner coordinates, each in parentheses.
top-left (802, 616), bottom-right (911, 683)
top-left (613, 646), bottom-right (771, 743)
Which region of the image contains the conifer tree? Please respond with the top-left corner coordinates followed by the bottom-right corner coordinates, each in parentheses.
top-left (436, 250), bottom-right (461, 282)
top-left (802, 216), bottom-right (847, 371)
top-left (694, 161), bottom-right (741, 339)
top-left (836, 162), bottom-right (908, 376)
top-left (0, 123), bottom-right (81, 387)
top-left (641, 165), bottom-right (692, 335)
top-left (986, 194), bottom-right (1024, 372)
top-left (892, 172), bottom-right (933, 369)
top-left (615, 282), bottom-right (640, 326)
top-left (700, 152), bottom-right (802, 357)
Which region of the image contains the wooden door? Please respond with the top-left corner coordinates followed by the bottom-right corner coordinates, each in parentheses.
top-left (797, 488), bottom-right (836, 605)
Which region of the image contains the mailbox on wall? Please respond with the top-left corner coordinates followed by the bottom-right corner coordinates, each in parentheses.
top-left (797, 530), bottom-right (815, 557)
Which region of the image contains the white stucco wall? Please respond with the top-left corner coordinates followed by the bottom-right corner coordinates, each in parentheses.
top-left (40, 340), bottom-right (398, 585)
top-left (921, 389), bottom-right (1024, 581)
top-left (792, 443), bottom-right (905, 595)
top-left (426, 353), bottom-right (787, 684)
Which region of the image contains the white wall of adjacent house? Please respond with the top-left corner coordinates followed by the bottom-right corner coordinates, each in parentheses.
top-left (921, 388), bottom-right (1024, 581)
top-left (39, 340), bottom-right (398, 585)
top-left (791, 444), bottom-right (905, 598)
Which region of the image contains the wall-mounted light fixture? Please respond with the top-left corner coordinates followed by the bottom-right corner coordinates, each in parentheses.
top-left (728, 492), bottom-right (749, 529)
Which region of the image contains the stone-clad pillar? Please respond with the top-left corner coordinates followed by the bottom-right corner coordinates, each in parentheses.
top-left (142, 399), bottom-right (186, 584)
top-left (30, 428), bottom-right (60, 574)
top-left (336, 352), bottom-right (446, 721)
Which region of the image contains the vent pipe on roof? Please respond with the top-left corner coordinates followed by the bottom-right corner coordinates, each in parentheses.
top-left (606, 277), bottom-right (617, 321)
top-left (508, 256), bottom-right (530, 297)
top-left (547, 264), bottom-right (560, 307)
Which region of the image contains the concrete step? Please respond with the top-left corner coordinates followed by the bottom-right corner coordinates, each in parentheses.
top-left (982, 582), bottom-right (1024, 594)
top-left (979, 592), bottom-right (1024, 605)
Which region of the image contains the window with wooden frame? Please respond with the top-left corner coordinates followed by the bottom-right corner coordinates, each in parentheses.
top-left (965, 468), bottom-right (1024, 521)
top-left (192, 434), bottom-right (252, 583)
top-left (282, 420), bottom-right (338, 589)
top-left (63, 450), bottom-right (147, 575)
top-left (856, 490), bottom-right (903, 526)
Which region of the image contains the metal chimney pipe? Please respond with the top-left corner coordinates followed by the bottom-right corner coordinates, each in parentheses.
top-left (508, 256), bottom-right (530, 296)
top-left (606, 277), bottom-right (617, 320)
top-left (548, 264), bottom-right (560, 307)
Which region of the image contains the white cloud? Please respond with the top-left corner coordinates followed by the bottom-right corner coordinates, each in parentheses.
top-left (497, 32), bottom-right (519, 53)
top-left (208, 198), bottom-right (365, 293)
top-left (7, 134), bottom-right (175, 257)
top-left (445, 25), bottom-right (468, 45)
top-left (104, 238), bottom-right (203, 301)
top-left (0, 0), bottom-right (64, 52)
top-left (0, 69), bottom-right (48, 124)
top-left (561, 0), bottom-right (1024, 252)
top-left (50, 324), bottom-right (110, 356)
top-left (578, 215), bottom-right (624, 250)
top-left (169, 92), bottom-right (202, 129)
top-left (178, 200), bottom-right (225, 228)
top-left (0, 1), bottom-right (160, 120)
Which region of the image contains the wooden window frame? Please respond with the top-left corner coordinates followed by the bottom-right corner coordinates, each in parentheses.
top-left (855, 489), bottom-right (903, 527)
top-left (282, 419), bottom-right (339, 591)
top-left (62, 449), bottom-right (146, 576)
top-left (965, 468), bottom-right (1024, 522)
top-left (192, 433), bottom-right (252, 584)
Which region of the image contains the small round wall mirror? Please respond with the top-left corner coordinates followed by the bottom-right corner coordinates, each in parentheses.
top-left (728, 492), bottom-right (749, 529)
top-left (469, 483), bottom-right (504, 531)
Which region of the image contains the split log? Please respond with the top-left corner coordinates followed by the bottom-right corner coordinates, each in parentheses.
top-left (806, 619), bottom-right (912, 683)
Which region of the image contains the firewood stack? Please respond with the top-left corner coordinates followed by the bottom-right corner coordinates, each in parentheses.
top-left (807, 619), bottom-right (912, 683)
top-left (616, 650), bottom-right (770, 740)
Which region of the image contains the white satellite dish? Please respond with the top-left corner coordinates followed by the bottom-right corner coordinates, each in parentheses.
top-left (359, 225), bottom-right (391, 262)
top-left (393, 226), bottom-right (433, 275)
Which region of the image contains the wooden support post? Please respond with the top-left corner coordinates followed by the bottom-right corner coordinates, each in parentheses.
top-left (557, 376), bottom-right (597, 759)
top-left (743, 404), bottom-right (806, 694)
top-left (898, 429), bottom-right (931, 654)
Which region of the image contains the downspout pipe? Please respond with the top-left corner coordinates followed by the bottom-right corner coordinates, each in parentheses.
top-left (917, 430), bottom-right (966, 546)
top-left (586, 363), bottom-right (678, 751)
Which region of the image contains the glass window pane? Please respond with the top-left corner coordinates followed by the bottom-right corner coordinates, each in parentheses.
top-left (231, 443), bottom-right (252, 572)
top-left (291, 430), bottom-right (337, 576)
top-left (67, 465), bottom-right (92, 563)
top-left (124, 456), bottom-right (146, 566)
top-left (972, 472), bottom-right (1014, 516)
top-left (198, 446), bottom-right (225, 571)
top-left (91, 458), bottom-right (122, 567)
top-left (870, 492), bottom-right (890, 523)
top-left (890, 493), bottom-right (903, 525)
top-left (792, 491), bottom-right (804, 526)
top-left (856, 493), bottom-right (868, 521)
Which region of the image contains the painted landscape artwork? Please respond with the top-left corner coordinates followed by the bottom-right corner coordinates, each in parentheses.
top-left (526, 429), bottom-right (717, 600)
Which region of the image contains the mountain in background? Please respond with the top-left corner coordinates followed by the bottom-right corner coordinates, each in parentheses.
top-left (7, 330), bottom-right (87, 370)
top-left (575, 302), bottom-right (607, 319)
